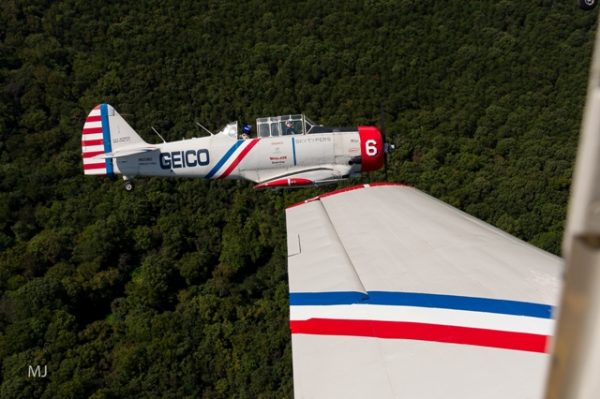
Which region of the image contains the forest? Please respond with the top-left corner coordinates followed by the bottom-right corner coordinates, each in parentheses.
top-left (0, 1), bottom-right (597, 398)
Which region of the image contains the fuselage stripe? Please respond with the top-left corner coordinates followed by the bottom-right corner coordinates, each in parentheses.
top-left (205, 140), bottom-right (244, 179)
top-left (289, 319), bottom-right (548, 353)
top-left (218, 138), bottom-right (260, 179)
top-left (292, 136), bottom-right (297, 166)
top-left (289, 291), bottom-right (553, 319)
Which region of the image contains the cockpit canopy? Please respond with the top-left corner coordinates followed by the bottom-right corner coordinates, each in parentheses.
top-left (256, 114), bottom-right (317, 137)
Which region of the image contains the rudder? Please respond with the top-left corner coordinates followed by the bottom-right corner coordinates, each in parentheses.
top-left (82, 104), bottom-right (111, 176)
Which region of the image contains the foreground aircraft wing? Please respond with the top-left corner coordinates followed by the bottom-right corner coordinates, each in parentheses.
top-left (285, 183), bottom-right (562, 398)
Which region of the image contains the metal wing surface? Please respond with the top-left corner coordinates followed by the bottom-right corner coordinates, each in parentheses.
top-left (285, 183), bottom-right (563, 398)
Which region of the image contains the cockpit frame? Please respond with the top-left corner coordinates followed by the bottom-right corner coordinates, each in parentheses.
top-left (256, 114), bottom-right (317, 137)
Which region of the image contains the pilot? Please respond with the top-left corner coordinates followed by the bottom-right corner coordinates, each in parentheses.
top-left (285, 120), bottom-right (297, 135)
top-left (241, 123), bottom-right (252, 139)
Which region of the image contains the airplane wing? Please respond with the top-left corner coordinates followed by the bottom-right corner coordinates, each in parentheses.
top-left (285, 183), bottom-right (562, 398)
top-left (253, 168), bottom-right (347, 188)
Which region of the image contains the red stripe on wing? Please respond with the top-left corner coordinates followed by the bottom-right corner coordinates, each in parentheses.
top-left (255, 178), bottom-right (313, 189)
top-left (290, 318), bottom-right (548, 353)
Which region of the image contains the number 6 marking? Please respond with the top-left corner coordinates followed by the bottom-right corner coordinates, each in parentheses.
top-left (365, 139), bottom-right (378, 156)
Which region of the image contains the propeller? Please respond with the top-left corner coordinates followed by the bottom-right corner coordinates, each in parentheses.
top-left (380, 104), bottom-right (395, 181)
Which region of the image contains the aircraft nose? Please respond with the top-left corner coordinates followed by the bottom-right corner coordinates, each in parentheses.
top-left (358, 126), bottom-right (385, 172)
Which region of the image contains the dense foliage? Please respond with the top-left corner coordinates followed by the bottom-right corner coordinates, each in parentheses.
top-left (0, 1), bottom-right (596, 397)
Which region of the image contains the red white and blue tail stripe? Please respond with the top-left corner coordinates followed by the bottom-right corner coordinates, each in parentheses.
top-left (82, 104), bottom-right (113, 176)
top-left (205, 138), bottom-right (260, 179)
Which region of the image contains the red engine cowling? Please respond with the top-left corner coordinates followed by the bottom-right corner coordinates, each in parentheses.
top-left (358, 126), bottom-right (384, 172)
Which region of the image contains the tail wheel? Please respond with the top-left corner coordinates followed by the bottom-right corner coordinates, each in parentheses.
top-left (579, 0), bottom-right (597, 10)
top-left (124, 181), bottom-right (134, 192)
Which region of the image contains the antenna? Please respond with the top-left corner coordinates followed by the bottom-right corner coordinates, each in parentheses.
top-left (151, 126), bottom-right (167, 143)
top-left (195, 121), bottom-right (214, 136)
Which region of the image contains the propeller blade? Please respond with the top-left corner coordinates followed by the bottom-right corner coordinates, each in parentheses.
top-left (380, 104), bottom-right (388, 181)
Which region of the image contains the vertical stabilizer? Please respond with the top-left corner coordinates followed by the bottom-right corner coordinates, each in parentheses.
top-left (81, 103), bottom-right (148, 176)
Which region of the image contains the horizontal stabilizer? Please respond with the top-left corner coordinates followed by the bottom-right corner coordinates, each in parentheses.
top-left (91, 146), bottom-right (158, 159)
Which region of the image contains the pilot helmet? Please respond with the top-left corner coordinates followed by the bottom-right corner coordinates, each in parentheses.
top-left (286, 121), bottom-right (293, 127)
top-left (242, 123), bottom-right (252, 134)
